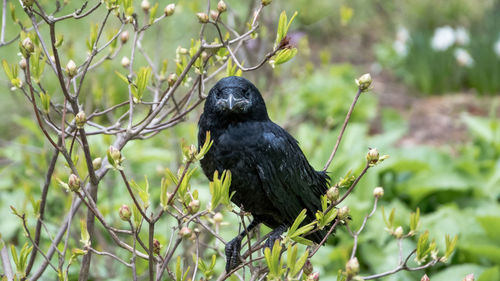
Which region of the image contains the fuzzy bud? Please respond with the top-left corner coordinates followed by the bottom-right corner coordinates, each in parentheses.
top-left (463, 274), bottom-right (474, 281)
top-left (188, 199), bottom-right (200, 214)
top-left (213, 212), bottom-right (223, 223)
top-left (141, 0), bottom-right (150, 12)
top-left (355, 73), bottom-right (372, 92)
top-left (68, 174), bottom-right (80, 192)
top-left (75, 111), bottom-right (86, 128)
top-left (217, 0), bottom-right (227, 13)
top-left (373, 187), bottom-right (384, 198)
top-left (394, 226), bottom-right (404, 239)
top-left (326, 186), bottom-right (340, 202)
top-left (164, 3), bottom-right (175, 16)
top-left (19, 58), bottom-right (27, 70)
top-left (338, 206), bottom-right (350, 221)
top-left (366, 148), bottom-right (379, 164)
top-left (196, 12), bottom-right (209, 23)
top-left (421, 274), bottom-right (430, 281)
top-left (66, 60), bottom-right (77, 78)
top-left (22, 37), bottom-right (34, 54)
top-left (119, 204), bottom-right (131, 221)
top-left (306, 272), bottom-right (319, 281)
top-left (120, 31), bottom-right (129, 44)
top-left (92, 157), bottom-right (102, 170)
top-left (121, 56), bottom-right (130, 68)
top-left (303, 259), bottom-right (313, 275)
top-left (108, 146), bottom-right (122, 166)
top-left (210, 10), bottom-right (219, 21)
top-left (153, 238), bottom-right (161, 255)
top-left (346, 257), bottom-right (360, 277)
top-left (261, 0), bottom-right (272, 6)
top-left (179, 227), bottom-right (192, 238)
top-left (167, 73), bottom-right (178, 86)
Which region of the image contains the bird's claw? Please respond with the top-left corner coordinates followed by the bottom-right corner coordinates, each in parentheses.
top-left (225, 237), bottom-right (242, 272)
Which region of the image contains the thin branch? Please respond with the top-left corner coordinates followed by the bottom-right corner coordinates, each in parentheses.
top-left (323, 88), bottom-right (363, 171)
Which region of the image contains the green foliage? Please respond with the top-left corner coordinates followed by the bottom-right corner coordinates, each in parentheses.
top-left (264, 240), bottom-right (285, 280)
top-left (208, 170), bottom-right (233, 211)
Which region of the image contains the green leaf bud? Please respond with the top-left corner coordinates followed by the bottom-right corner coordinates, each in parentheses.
top-left (68, 174), bottom-right (80, 192)
top-left (75, 111), bottom-right (86, 128)
top-left (164, 4), bottom-right (175, 16)
top-left (92, 157), bottom-right (102, 170)
top-left (346, 257), bottom-right (360, 277)
top-left (373, 186), bottom-right (384, 198)
top-left (355, 73), bottom-right (372, 92)
top-left (119, 204), bottom-right (131, 221)
top-left (66, 60), bottom-right (77, 78)
top-left (326, 186), bottom-right (340, 202)
top-left (217, 0), bottom-right (227, 13)
top-left (196, 12), bottom-right (209, 23)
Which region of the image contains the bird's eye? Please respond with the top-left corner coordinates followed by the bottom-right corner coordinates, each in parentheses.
top-left (243, 89), bottom-right (251, 98)
top-left (215, 90), bottom-right (222, 99)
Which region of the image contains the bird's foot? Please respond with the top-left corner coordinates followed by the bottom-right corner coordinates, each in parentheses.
top-left (264, 225), bottom-right (287, 249)
top-left (225, 237), bottom-right (242, 272)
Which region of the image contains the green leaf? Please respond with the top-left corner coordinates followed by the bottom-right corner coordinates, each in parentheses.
top-left (274, 11), bottom-right (298, 48)
top-left (409, 207), bottom-right (420, 235)
top-left (132, 204), bottom-right (142, 228)
top-left (2, 59), bottom-right (13, 80)
top-left (80, 219), bottom-right (90, 246)
top-left (269, 48), bottom-right (297, 68)
top-left (11, 244), bottom-right (19, 271)
top-left (134, 66), bottom-right (152, 102)
top-left (40, 92), bottom-right (51, 114)
top-left (443, 234), bottom-right (458, 262)
top-left (130, 176), bottom-right (150, 209)
top-left (149, 3), bottom-right (159, 24)
top-left (288, 209), bottom-right (307, 236)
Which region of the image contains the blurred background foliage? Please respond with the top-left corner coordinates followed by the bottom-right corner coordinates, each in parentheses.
top-left (1, 0), bottom-right (500, 280)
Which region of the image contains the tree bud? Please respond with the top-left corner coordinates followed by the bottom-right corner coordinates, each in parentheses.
top-left (421, 274), bottom-right (430, 281)
top-left (22, 37), bottom-right (34, 54)
top-left (213, 212), bottom-right (223, 223)
top-left (119, 204), bottom-right (131, 221)
top-left (19, 58), bottom-right (27, 70)
top-left (196, 12), bottom-right (209, 23)
top-left (326, 186), bottom-right (340, 202)
top-left (120, 31), bottom-right (129, 44)
top-left (179, 227), bottom-right (192, 238)
top-left (121, 56), bottom-right (130, 68)
top-left (75, 111), bottom-right (86, 128)
top-left (373, 187), bottom-right (384, 198)
top-left (394, 226), bottom-right (404, 239)
top-left (167, 73), bottom-right (178, 86)
top-left (108, 146), bottom-right (122, 166)
top-left (303, 259), bottom-right (313, 275)
top-left (210, 10), bottom-right (219, 21)
top-left (164, 3), bottom-right (175, 16)
top-left (306, 272), bottom-right (319, 281)
top-left (217, 0), bottom-right (227, 13)
top-left (92, 157), bottom-right (102, 170)
top-left (355, 73), bottom-right (372, 91)
top-left (366, 148), bottom-right (379, 164)
top-left (153, 238), bottom-right (161, 255)
top-left (66, 60), bottom-right (77, 78)
top-left (338, 206), bottom-right (350, 221)
top-left (68, 174), bottom-right (80, 192)
top-left (141, 0), bottom-right (150, 12)
top-left (261, 0), bottom-right (272, 6)
top-left (188, 199), bottom-right (200, 214)
top-left (346, 257), bottom-right (360, 277)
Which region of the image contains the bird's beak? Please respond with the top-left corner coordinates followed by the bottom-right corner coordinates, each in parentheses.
top-left (228, 94), bottom-right (235, 110)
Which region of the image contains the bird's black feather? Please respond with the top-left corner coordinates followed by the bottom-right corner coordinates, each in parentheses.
top-left (198, 76), bottom-right (330, 247)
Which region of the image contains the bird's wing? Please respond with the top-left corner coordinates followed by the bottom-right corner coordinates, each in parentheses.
top-left (254, 122), bottom-right (329, 224)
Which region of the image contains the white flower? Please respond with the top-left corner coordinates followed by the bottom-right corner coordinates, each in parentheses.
top-left (494, 38), bottom-right (500, 58)
top-left (455, 27), bottom-right (469, 45)
top-left (431, 26), bottom-right (455, 51)
top-left (393, 40), bottom-right (408, 57)
top-left (454, 48), bottom-right (474, 67)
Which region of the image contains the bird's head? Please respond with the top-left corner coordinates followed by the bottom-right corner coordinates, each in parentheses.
top-left (203, 76), bottom-right (269, 121)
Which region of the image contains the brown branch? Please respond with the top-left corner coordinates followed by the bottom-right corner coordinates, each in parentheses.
top-left (24, 142), bottom-right (60, 276)
top-left (323, 88), bottom-right (363, 171)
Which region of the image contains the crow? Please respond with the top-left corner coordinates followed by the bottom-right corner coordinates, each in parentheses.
top-left (198, 76), bottom-right (330, 272)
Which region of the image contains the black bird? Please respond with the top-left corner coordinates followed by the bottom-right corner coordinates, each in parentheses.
top-left (198, 76), bottom-right (330, 272)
